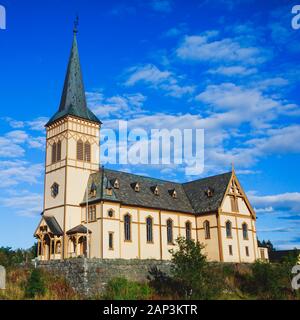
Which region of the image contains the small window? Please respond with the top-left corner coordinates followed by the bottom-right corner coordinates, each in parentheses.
top-left (77, 140), bottom-right (84, 161)
top-left (204, 220), bottom-right (211, 239)
top-left (113, 179), bottom-right (120, 189)
top-left (131, 182), bottom-right (140, 192)
top-left (109, 232), bottom-right (114, 250)
top-left (106, 188), bottom-right (113, 196)
top-left (245, 246), bottom-right (249, 257)
top-left (57, 140), bottom-right (62, 162)
top-left (146, 217), bottom-right (153, 243)
top-left (88, 205), bottom-right (96, 222)
top-left (242, 223), bottom-right (248, 240)
top-left (124, 214), bottom-right (131, 241)
top-left (230, 196), bottom-right (239, 212)
top-left (52, 142), bottom-right (57, 164)
top-left (229, 245), bottom-right (233, 256)
top-left (260, 249), bottom-right (265, 260)
top-left (226, 220), bottom-right (232, 238)
top-left (185, 221), bottom-right (192, 241)
top-left (167, 219), bottom-right (173, 244)
top-left (84, 141), bottom-right (91, 162)
top-left (90, 182), bottom-right (97, 197)
top-left (171, 190), bottom-right (177, 199)
top-left (108, 209), bottom-right (114, 218)
top-left (153, 186), bottom-right (159, 196)
top-left (51, 183), bottom-right (59, 198)
top-left (205, 188), bottom-right (214, 197)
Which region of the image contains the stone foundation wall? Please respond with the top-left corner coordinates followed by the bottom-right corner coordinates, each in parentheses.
top-left (38, 258), bottom-right (172, 296)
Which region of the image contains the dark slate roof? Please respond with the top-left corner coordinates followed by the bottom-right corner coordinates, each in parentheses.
top-left (44, 216), bottom-right (63, 236)
top-left (82, 168), bottom-right (233, 215)
top-left (46, 33), bottom-right (101, 127)
top-left (66, 225), bottom-right (91, 235)
top-left (269, 250), bottom-right (300, 263)
top-left (183, 172), bottom-right (232, 214)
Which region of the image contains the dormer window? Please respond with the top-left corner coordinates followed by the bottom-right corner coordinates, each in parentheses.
top-left (90, 182), bottom-right (97, 197)
top-left (51, 183), bottom-right (59, 198)
top-left (131, 182), bottom-right (140, 192)
top-left (205, 187), bottom-right (214, 198)
top-left (169, 189), bottom-right (177, 199)
top-left (151, 186), bottom-right (159, 196)
top-left (113, 179), bottom-right (120, 189)
top-left (106, 187), bottom-right (113, 196)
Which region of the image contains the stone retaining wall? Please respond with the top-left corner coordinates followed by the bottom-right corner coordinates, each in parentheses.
top-left (38, 258), bottom-right (172, 296)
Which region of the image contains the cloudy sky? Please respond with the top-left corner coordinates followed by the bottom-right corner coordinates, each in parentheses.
top-left (0, 0), bottom-right (299, 249)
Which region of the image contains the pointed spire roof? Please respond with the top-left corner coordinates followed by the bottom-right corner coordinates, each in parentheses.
top-left (46, 30), bottom-right (101, 127)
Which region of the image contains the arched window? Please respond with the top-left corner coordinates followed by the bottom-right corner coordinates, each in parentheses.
top-left (52, 142), bottom-right (57, 164)
top-left (84, 141), bottom-right (91, 162)
top-left (124, 214), bottom-right (131, 241)
top-left (204, 220), bottom-right (210, 239)
top-left (185, 221), bottom-right (192, 240)
top-left (167, 219), bottom-right (173, 244)
top-left (242, 223), bottom-right (248, 240)
top-left (146, 217), bottom-right (153, 243)
top-left (77, 140), bottom-right (84, 161)
top-left (226, 221), bottom-right (232, 238)
top-left (57, 140), bottom-right (62, 162)
top-left (55, 241), bottom-right (61, 254)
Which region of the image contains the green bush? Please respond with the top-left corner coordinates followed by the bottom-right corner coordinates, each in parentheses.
top-left (25, 269), bottom-right (46, 299)
top-left (237, 260), bottom-right (297, 300)
top-left (168, 237), bottom-right (223, 300)
top-left (102, 277), bottom-right (152, 300)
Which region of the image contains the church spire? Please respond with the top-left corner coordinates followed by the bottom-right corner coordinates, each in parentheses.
top-left (46, 20), bottom-right (101, 127)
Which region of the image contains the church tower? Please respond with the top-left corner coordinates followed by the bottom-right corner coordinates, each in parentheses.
top-left (41, 28), bottom-right (101, 259)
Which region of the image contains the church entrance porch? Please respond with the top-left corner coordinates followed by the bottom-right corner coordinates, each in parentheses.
top-left (66, 225), bottom-right (91, 258)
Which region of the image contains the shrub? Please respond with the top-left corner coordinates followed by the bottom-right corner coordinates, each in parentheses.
top-left (238, 261), bottom-right (297, 300)
top-left (102, 277), bottom-right (152, 300)
top-left (25, 269), bottom-right (46, 299)
top-left (169, 237), bottom-right (223, 300)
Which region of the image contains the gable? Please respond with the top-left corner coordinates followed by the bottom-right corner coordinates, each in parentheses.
top-left (220, 172), bottom-right (256, 219)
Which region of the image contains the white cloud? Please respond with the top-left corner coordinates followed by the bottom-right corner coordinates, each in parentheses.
top-left (0, 191), bottom-right (43, 217)
top-left (125, 64), bottom-right (171, 86)
top-left (124, 64), bottom-right (195, 98)
top-left (0, 160), bottom-right (44, 187)
top-left (87, 91), bottom-right (147, 119)
top-left (208, 66), bottom-right (257, 76)
top-left (176, 33), bottom-right (266, 65)
top-left (249, 192), bottom-right (300, 212)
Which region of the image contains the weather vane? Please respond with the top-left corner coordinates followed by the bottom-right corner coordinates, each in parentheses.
top-left (73, 15), bottom-right (79, 34)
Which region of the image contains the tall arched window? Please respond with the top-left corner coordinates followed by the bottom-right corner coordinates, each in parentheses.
top-left (167, 219), bottom-right (173, 244)
top-left (124, 214), bottom-right (131, 241)
top-left (226, 221), bottom-right (232, 238)
top-left (146, 217), bottom-right (153, 243)
top-left (242, 223), bottom-right (248, 240)
top-left (52, 142), bottom-right (57, 164)
top-left (185, 221), bottom-right (191, 240)
top-left (57, 140), bottom-right (62, 162)
top-left (77, 140), bottom-right (84, 161)
top-left (204, 220), bottom-right (211, 239)
top-left (84, 141), bottom-right (91, 162)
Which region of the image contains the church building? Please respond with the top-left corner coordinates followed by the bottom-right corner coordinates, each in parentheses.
top-left (34, 30), bottom-right (269, 263)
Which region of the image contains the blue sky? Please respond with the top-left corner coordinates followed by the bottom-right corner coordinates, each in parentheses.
top-left (0, 0), bottom-right (299, 249)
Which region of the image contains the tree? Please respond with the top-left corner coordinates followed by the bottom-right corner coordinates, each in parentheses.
top-left (25, 269), bottom-right (46, 298)
top-left (169, 237), bottom-right (223, 299)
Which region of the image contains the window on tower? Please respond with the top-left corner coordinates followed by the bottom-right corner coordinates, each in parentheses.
top-left (84, 141), bottom-right (91, 162)
top-left (57, 140), bottom-right (62, 161)
top-left (77, 140), bottom-right (84, 161)
top-left (51, 183), bottom-right (59, 198)
top-left (52, 142), bottom-right (57, 164)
